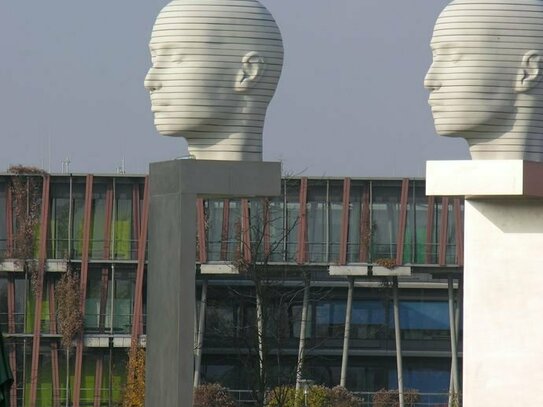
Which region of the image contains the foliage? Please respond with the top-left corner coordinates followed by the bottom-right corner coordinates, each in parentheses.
top-left (193, 383), bottom-right (237, 407)
top-left (265, 385), bottom-right (361, 407)
top-left (122, 344), bottom-right (146, 407)
top-left (55, 266), bottom-right (83, 348)
top-left (372, 388), bottom-right (420, 407)
top-left (7, 165), bottom-right (47, 295)
top-left (328, 386), bottom-right (363, 407)
top-left (374, 258), bottom-right (397, 270)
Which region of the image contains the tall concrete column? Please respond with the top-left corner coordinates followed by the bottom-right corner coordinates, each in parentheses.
top-left (428, 160), bottom-right (543, 407)
top-left (146, 160), bottom-right (280, 407)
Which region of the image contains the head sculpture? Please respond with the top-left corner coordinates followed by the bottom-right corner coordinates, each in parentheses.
top-left (144, 0), bottom-right (284, 161)
top-left (425, 0), bottom-right (543, 161)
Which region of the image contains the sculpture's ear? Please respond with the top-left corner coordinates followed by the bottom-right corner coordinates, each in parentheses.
top-left (235, 51), bottom-right (265, 92)
top-left (516, 50), bottom-right (542, 92)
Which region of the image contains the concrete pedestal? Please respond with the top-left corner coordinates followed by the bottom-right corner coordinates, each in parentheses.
top-left (427, 160), bottom-right (543, 407)
top-left (146, 159), bottom-right (281, 407)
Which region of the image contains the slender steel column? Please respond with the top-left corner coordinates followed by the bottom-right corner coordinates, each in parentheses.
top-left (339, 178), bottom-right (351, 266)
top-left (73, 175), bottom-right (94, 407)
top-left (425, 196), bottom-right (436, 264)
top-left (296, 178), bottom-right (308, 264)
top-left (340, 277), bottom-right (354, 387)
top-left (448, 276), bottom-right (461, 406)
top-left (193, 280), bottom-right (208, 388)
top-left (392, 277), bottom-right (404, 407)
top-left (395, 179), bottom-right (410, 265)
top-left (295, 276), bottom-right (310, 392)
top-left (220, 199), bottom-right (230, 261)
top-left (438, 198), bottom-right (449, 266)
top-left (131, 177), bottom-right (149, 345)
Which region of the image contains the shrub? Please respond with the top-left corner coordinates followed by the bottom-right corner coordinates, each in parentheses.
top-left (194, 383), bottom-right (237, 407)
top-left (122, 345), bottom-right (146, 407)
top-left (372, 388), bottom-right (420, 407)
top-left (266, 385), bottom-right (361, 407)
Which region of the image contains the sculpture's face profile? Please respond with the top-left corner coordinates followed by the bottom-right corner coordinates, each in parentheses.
top-left (146, 30), bottom-right (235, 136)
top-left (424, 1), bottom-right (517, 137)
top-left (144, 0), bottom-right (284, 161)
top-left (424, 0), bottom-right (543, 160)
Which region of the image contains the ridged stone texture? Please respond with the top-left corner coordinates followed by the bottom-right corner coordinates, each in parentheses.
top-left (145, 0), bottom-right (284, 161)
top-left (425, 0), bottom-right (543, 161)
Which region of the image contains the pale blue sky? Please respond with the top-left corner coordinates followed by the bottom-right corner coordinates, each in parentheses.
top-left (0, 0), bottom-right (468, 176)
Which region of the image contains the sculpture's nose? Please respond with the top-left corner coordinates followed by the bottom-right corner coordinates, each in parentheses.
top-left (144, 68), bottom-right (161, 92)
top-left (424, 64), bottom-right (440, 91)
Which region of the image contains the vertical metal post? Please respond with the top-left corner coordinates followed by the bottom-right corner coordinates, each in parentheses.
top-left (131, 177), bottom-right (149, 345)
top-left (392, 277), bottom-right (404, 407)
top-left (295, 276), bottom-right (310, 392)
top-left (395, 179), bottom-right (410, 265)
top-left (339, 178), bottom-right (351, 266)
top-left (73, 175), bottom-right (94, 407)
top-left (340, 277), bottom-right (354, 387)
top-left (297, 178), bottom-right (308, 264)
top-left (256, 291), bottom-right (264, 379)
top-left (425, 196), bottom-right (436, 264)
top-left (448, 276), bottom-right (459, 406)
top-left (438, 197), bottom-right (449, 266)
top-left (193, 280), bottom-right (208, 388)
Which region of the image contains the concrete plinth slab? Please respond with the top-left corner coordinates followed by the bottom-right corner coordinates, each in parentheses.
top-left (426, 160), bottom-right (543, 198)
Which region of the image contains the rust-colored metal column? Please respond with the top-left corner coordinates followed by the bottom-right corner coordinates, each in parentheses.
top-left (339, 178), bottom-right (351, 266)
top-left (6, 186), bottom-right (16, 407)
top-left (131, 177), bottom-right (149, 345)
top-left (438, 197), bottom-right (449, 266)
top-left (29, 174), bottom-right (51, 407)
top-left (7, 274), bottom-right (16, 407)
top-left (425, 196), bottom-right (436, 264)
top-left (395, 179), bottom-right (410, 265)
top-left (48, 281), bottom-right (60, 407)
top-left (6, 186), bottom-right (13, 257)
top-left (93, 356), bottom-right (103, 407)
top-left (454, 199), bottom-right (464, 266)
top-left (196, 199), bottom-right (207, 264)
top-left (359, 184), bottom-right (371, 262)
top-left (296, 178), bottom-right (308, 264)
top-left (220, 199), bottom-right (230, 261)
top-left (72, 175), bottom-right (94, 407)
top-left (241, 199), bottom-right (251, 264)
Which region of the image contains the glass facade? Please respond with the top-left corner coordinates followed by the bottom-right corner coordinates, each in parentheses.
top-left (0, 174), bottom-right (463, 406)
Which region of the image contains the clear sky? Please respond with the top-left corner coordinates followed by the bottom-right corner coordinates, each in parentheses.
top-left (0, 0), bottom-right (468, 176)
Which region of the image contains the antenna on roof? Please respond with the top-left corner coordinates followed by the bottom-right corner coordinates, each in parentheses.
top-left (116, 157), bottom-right (126, 174)
top-left (61, 156), bottom-right (71, 174)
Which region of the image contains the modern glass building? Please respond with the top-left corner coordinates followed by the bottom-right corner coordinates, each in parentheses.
top-left (0, 173), bottom-right (463, 406)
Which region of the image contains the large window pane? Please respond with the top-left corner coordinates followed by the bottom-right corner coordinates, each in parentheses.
top-left (49, 182), bottom-right (70, 259)
top-left (113, 182), bottom-right (135, 260)
top-left (329, 182), bottom-right (343, 264)
top-left (307, 182), bottom-right (327, 263)
top-left (371, 184), bottom-right (401, 261)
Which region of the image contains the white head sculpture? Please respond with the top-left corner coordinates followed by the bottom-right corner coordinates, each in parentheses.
top-left (425, 0), bottom-right (543, 161)
top-left (144, 0), bottom-right (284, 161)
